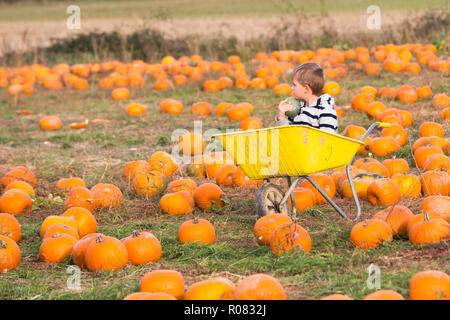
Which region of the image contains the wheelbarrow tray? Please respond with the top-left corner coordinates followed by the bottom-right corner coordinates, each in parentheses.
top-left (213, 125), bottom-right (363, 179)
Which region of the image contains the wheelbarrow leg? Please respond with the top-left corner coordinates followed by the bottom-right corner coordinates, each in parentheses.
top-left (345, 164), bottom-right (362, 221)
top-left (279, 177), bottom-right (301, 218)
top-left (304, 176), bottom-right (349, 220)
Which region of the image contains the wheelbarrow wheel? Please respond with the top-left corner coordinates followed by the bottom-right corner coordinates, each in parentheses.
top-left (255, 183), bottom-right (289, 218)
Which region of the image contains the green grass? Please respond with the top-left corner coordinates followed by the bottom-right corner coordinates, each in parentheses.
top-left (0, 0), bottom-right (447, 22)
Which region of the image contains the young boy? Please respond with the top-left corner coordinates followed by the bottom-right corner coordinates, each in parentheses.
top-left (276, 62), bottom-right (338, 134)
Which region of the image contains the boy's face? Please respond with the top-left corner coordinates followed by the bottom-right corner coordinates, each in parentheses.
top-left (291, 78), bottom-right (311, 99)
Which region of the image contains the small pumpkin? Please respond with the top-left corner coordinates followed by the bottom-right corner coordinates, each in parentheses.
top-left (372, 205), bottom-right (415, 235)
top-left (382, 158), bottom-right (410, 177)
top-left (270, 222), bottom-right (312, 256)
top-left (350, 219), bottom-right (393, 249)
top-left (148, 151), bottom-right (178, 177)
top-left (64, 186), bottom-right (95, 211)
top-left (178, 218), bottom-right (215, 245)
top-left (39, 233), bottom-right (77, 263)
top-left (409, 270), bottom-right (450, 300)
top-left (392, 173), bottom-right (422, 198)
top-left (132, 171), bottom-right (168, 198)
top-left (91, 183), bottom-right (123, 209)
top-left (140, 270), bottom-right (185, 299)
top-left (419, 121), bottom-right (444, 138)
top-left (0, 166), bottom-right (36, 187)
top-left (233, 274), bottom-right (286, 300)
top-left (160, 190), bottom-right (194, 215)
top-left (215, 164), bottom-right (238, 187)
top-left (367, 178), bottom-right (401, 206)
top-left (61, 207), bottom-right (97, 237)
top-left (253, 213), bottom-right (292, 246)
top-left (55, 177), bottom-right (86, 192)
top-left (5, 180), bottom-right (35, 197)
top-left (121, 231), bottom-right (162, 265)
top-left (0, 235), bottom-right (21, 271)
top-left (184, 277), bottom-right (235, 300)
top-left (363, 290), bottom-right (405, 300)
top-left (300, 173), bottom-right (336, 204)
top-left (72, 233), bottom-right (102, 269)
top-left (193, 183), bottom-right (226, 211)
top-left (123, 160), bottom-right (150, 181)
top-left (39, 116), bottom-right (62, 130)
top-left (0, 213), bottom-right (21, 242)
top-left (84, 234), bottom-right (128, 272)
top-left (421, 170), bottom-right (450, 196)
top-left (421, 195), bottom-right (450, 221)
top-left (408, 212), bottom-right (449, 245)
top-left (0, 189), bottom-right (33, 215)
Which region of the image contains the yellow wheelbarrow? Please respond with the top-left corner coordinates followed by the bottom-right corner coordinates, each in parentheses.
top-left (212, 122), bottom-right (390, 220)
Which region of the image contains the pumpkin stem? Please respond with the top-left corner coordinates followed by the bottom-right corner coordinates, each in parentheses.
top-left (424, 211), bottom-right (430, 222)
top-left (193, 217), bottom-right (199, 224)
top-left (95, 234), bottom-right (104, 243)
top-left (52, 232), bottom-right (61, 238)
top-left (0, 240), bottom-right (6, 249)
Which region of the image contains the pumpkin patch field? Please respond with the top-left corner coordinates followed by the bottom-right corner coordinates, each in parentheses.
top-left (0, 3), bottom-right (449, 302)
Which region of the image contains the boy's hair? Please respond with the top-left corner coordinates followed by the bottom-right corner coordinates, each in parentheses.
top-left (292, 63), bottom-right (325, 96)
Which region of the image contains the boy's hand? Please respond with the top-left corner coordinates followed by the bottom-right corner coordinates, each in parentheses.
top-left (278, 100), bottom-right (294, 113)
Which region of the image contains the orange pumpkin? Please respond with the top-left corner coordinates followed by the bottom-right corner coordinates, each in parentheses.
top-left (299, 173), bottom-right (336, 204)
top-left (392, 173), bottom-right (422, 198)
top-left (421, 195), bottom-right (450, 221)
top-left (184, 277), bottom-right (235, 300)
top-left (270, 222), bottom-right (312, 255)
top-left (419, 122), bottom-right (444, 138)
top-left (0, 189), bottom-right (32, 215)
top-left (381, 125), bottom-right (408, 146)
top-left (178, 218), bottom-right (215, 245)
top-left (90, 183), bottom-right (123, 209)
top-left (372, 205), bottom-right (414, 235)
top-left (351, 93), bottom-right (373, 111)
top-left (5, 180), bottom-right (35, 197)
top-left (121, 231), bottom-right (162, 265)
top-left (160, 190), bottom-right (194, 215)
top-left (0, 235), bottom-right (21, 271)
top-left (178, 132), bottom-right (205, 156)
top-left (409, 270), bottom-right (450, 300)
top-left (363, 290), bottom-right (405, 300)
top-left (414, 146), bottom-right (444, 168)
top-left (132, 171), bottom-right (168, 198)
top-left (367, 178), bottom-right (401, 206)
top-left (350, 219), bottom-right (393, 249)
top-left (382, 158), bottom-right (410, 176)
top-left (166, 178), bottom-right (197, 196)
top-left (84, 234), bottom-right (128, 272)
top-left (233, 274), bottom-right (286, 300)
top-left (140, 270), bottom-right (185, 299)
top-left (421, 171), bottom-right (450, 196)
top-left (64, 186), bottom-right (95, 211)
top-left (126, 103), bottom-right (146, 116)
top-left (111, 88), bottom-right (130, 100)
top-left (215, 164), bottom-right (237, 187)
top-left (423, 154), bottom-right (450, 173)
top-left (148, 151), bottom-right (178, 177)
top-left (191, 101), bottom-right (212, 116)
top-left (123, 160), bottom-right (151, 181)
top-left (39, 233), bottom-right (77, 263)
top-left (193, 183), bottom-right (226, 211)
top-left (0, 213), bottom-right (21, 242)
top-left (369, 137), bottom-right (400, 157)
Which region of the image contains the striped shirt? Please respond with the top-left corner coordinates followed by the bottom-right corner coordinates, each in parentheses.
top-left (275, 94), bottom-right (338, 133)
